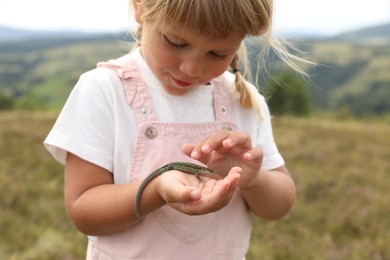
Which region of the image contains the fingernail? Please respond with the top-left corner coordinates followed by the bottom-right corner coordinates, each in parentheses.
top-left (191, 190), bottom-right (200, 200)
top-left (191, 150), bottom-right (199, 158)
top-left (244, 152), bottom-right (253, 159)
top-left (202, 144), bottom-right (210, 153)
top-left (224, 139), bottom-right (233, 145)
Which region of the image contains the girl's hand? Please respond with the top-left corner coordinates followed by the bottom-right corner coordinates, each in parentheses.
top-left (182, 130), bottom-right (262, 189)
top-left (156, 166), bottom-right (241, 215)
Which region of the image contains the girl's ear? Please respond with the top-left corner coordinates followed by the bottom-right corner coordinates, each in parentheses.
top-left (133, 0), bottom-right (143, 23)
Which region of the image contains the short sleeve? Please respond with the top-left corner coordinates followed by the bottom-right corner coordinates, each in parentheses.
top-left (44, 69), bottom-right (117, 172)
top-left (256, 94), bottom-right (285, 170)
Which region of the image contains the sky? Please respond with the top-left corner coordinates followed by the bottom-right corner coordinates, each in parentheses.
top-left (0, 0), bottom-right (389, 36)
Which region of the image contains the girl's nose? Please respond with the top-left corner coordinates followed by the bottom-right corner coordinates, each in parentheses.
top-left (179, 56), bottom-right (203, 77)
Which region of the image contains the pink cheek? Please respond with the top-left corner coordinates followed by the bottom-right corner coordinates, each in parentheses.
top-left (209, 66), bottom-right (227, 78)
top-left (154, 50), bottom-right (179, 66)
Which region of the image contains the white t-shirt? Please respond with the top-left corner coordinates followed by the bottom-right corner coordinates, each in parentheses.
top-left (44, 48), bottom-right (284, 184)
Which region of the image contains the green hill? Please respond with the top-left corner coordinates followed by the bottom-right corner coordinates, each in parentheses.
top-left (303, 40), bottom-right (390, 115)
top-left (247, 23), bottom-right (390, 116)
top-left (331, 22), bottom-right (390, 44)
top-left (0, 34), bottom-right (132, 109)
top-left (0, 24), bottom-right (389, 115)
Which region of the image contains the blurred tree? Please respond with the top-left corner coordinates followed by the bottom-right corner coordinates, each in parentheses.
top-left (0, 92), bottom-right (14, 110)
top-left (14, 91), bottom-right (47, 110)
top-left (264, 70), bottom-right (311, 116)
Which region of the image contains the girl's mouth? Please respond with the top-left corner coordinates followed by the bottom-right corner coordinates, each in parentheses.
top-left (171, 76), bottom-right (192, 88)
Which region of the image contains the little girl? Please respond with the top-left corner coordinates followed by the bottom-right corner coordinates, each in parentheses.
top-left (45, 0), bottom-right (299, 259)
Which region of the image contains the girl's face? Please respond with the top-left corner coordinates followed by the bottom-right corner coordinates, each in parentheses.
top-left (139, 20), bottom-right (244, 96)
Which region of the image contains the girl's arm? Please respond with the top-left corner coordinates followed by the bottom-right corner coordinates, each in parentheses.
top-left (64, 153), bottom-right (164, 236)
top-left (64, 152), bottom-right (240, 236)
top-left (239, 166), bottom-right (296, 220)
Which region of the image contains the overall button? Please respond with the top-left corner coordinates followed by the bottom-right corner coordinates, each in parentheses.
top-left (145, 127), bottom-right (158, 139)
top-left (141, 107), bottom-right (148, 115)
top-left (222, 125), bottom-right (232, 131)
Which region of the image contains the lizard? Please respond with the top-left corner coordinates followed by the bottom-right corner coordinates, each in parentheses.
top-left (134, 162), bottom-right (215, 222)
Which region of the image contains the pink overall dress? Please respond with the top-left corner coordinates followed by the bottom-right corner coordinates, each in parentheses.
top-left (88, 57), bottom-right (252, 259)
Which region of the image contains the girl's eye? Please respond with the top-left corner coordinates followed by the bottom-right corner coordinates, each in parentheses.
top-left (163, 34), bottom-right (228, 60)
top-left (163, 35), bottom-right (186, 48)
top-left (209, 51), bottom-right (228, 60)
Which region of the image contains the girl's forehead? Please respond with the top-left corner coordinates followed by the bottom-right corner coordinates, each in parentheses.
top-left (144, 4), bottom-right (256, 38)
top-left (158, 19), bottom-right (245, 41)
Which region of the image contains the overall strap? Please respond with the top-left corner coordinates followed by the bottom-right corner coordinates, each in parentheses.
top-left (211, 75), bottom-right (234, 124)
top-left (97, 57), bottom-right (159, 123)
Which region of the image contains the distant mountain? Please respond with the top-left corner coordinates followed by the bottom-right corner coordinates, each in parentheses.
top-left (331, 23), bottom-right (390, 44)
top-left (0, 27), bottom-right (132, 53)
top-left (0, 26), bottom-right (94, 42)
top-left (3, 22), bottom-right (388, 44)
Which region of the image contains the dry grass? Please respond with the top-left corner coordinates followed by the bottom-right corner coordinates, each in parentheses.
top-left (0, 111), bottom-right (86, 259)
top-left (249, 117), bottom-right (390, 260)
top-left (0, 112), bottom-right (389, 259)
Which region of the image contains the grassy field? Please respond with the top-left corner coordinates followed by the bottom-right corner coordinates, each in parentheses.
top-left (0, 111), bottom-right (389, 259)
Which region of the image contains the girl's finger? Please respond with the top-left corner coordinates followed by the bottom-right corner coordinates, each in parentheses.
top-left (220, 167), bottom-right (241, 205)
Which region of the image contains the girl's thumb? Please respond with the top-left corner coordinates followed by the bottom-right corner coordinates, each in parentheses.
top-left (171, 186), bottom-right (201, 203)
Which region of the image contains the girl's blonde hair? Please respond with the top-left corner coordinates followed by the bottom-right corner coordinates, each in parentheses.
top-left (130, 0), bottom-right (308, 117)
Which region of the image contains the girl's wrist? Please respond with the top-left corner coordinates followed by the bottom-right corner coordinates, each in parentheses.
top-left (238, 169), bottom-right (261, 191)
top-left (136, 176), bottom-right (166, 220)
top-left (151, 176), bottom-right (167, 206)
